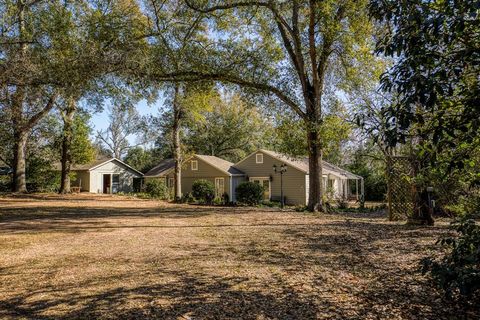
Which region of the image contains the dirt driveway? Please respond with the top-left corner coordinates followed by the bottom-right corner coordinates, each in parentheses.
top-left (0, 194), bottom-right (473, 319)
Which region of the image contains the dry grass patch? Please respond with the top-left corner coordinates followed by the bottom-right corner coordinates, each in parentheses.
top-left (0, 194), bottom-right (475, 319)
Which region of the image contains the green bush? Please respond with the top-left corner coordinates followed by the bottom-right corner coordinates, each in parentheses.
top-left (145, 179), bottom-right (170, 200)
top-left (421, 217), bottom-right (480, 300)
top-left (236, 181), bottom-right (264, 205)
top-left (221, 192), bottom-right (230, 205)
top-left (181, 192), bottom-right (195, 203)
top-left (192, 179), bottom-right (215, 204)
top-left (26, 156), bottom-right (60, 192)
top-left (0, 175), bottom-right (11, 192)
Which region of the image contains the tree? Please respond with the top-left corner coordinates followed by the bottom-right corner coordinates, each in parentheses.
top-left (370, 0), bottom-right (480, 224)
top-left (0, 0), bottom-right (150, 192)
top-left (123, 146), bottom-right (159, 173)
top-left (274, 103), bottom-right (352, 166)
top-left (96, 104), bottom-right (148, 159)
top-left (185, 93), bottom-right (272, 162)
top-left (63, 112), bottom-right (95, 165)
top-left (141, 0), bottom-right (215, 201)
top-left (149, 0), bottom-right (380, 211)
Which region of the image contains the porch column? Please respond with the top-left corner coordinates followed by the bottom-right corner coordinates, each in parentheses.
top-left (356, 179), bottom-right (359, 200)
top-left (361, 178), bottom-right (365, 200)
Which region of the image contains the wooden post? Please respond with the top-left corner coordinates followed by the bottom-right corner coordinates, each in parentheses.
top-left (355, 179), bottom-right (359, 200)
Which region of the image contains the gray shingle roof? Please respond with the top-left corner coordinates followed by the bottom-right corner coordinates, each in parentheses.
top-left (53, 157), bottom-right (111, 171)
top-left (53, 157), bottom-right (144, 176)
top-left (144, 158), bottom-right (175, 177)
top-left (259, 149), bottom-right (361, 179)
top-left (195, 155), bottom-right (245, 175)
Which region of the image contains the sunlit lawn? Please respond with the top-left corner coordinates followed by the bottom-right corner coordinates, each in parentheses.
top-left (0, 194), bottom-right (473, 319)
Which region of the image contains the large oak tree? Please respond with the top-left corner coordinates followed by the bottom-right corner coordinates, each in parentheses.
top-left (148, 0), bottom-right (379, 211)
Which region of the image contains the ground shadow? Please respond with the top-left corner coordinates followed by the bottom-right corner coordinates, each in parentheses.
top-left (0, 271), bottom-right (324, 320)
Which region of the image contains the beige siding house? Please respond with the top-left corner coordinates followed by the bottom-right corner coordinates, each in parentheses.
top-left (146, 150), bottom-right (362, 205)
top-left (144, 158), bottom-right (175, 188)
top-left (144, 155), bottom-right (245, 202)
top-left (69, 158), bottom-right (143, 194)
top-left (233, 149), bottom-right (363, 205)
top-left (182, 155), bottom-right (245, 202)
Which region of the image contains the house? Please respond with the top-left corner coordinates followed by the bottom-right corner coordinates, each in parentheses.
top-left (233, 149), bottom-right (363, 205)
top-left (67, 158), bottom-right (143, 194)
top-left (146, 150), bottom-right (363, 205)
top-left (144, 158), bottom-right (176, 188)
top-left (144, 154), bottom-right (245, 202)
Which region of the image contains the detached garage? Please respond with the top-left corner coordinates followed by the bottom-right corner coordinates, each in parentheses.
top-left (70, 158), bottom-right (143, 194)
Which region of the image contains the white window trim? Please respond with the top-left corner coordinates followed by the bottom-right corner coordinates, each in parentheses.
top-left (191, 160), bottom-right (198, 171)
top-left (256, 153), bottom-right (263, 164)
top-left (168, 177), bottom-right (174, 188)
top-left (249, 177), bottom-right (270, 201)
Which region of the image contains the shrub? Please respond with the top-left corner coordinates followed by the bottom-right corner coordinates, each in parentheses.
top-left (145, 179), bottom-right (170, 200)
top-left (236, 181), bottom-right (264, 205)
top-left (337, 196), bottom-right (349, 209)
top-left (0, 175), bottom-right (11, 192)
top-left (221, 192), bottom-right (230, 205)
top-left (294, 205), bottom-right (308, 212)
top-left (421, 217), bottom-right (480, 300)
top-left (181, 192), bottom-right (195, 203)
top-left (192, 179), bottom-right (215, 204)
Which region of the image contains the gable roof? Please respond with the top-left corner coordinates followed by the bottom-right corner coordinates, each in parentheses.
top-left (144, 158), bottom-right (175, 177)
top-left (58, 157), bottom-right (143, 176)
top-left (194, 154), bottom-right (245, 176)
top-left (236, 149), bottom-right (361, 179)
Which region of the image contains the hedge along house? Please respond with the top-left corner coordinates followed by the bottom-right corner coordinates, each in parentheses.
top-left (66, 158), bottom-right (143, 194)
top-left (233, 149), bottom-right (364, 205)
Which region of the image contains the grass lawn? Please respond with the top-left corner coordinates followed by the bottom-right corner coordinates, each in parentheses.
top-left (0, 194), bottom-right (474, 319)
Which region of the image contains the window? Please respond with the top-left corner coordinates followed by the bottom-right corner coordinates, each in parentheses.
top-left (215, 178), bottom-right (225, 197)
top-left (256, 153), bottom-right (263, 164)
top-left (191, 160), bottom-right (198, 170)
top-left (249, 177), bottom-right (270, 200)
top-left (112, 174), bottom-right (120, 194)
top-left (168, 177), bottom-right (174, 188)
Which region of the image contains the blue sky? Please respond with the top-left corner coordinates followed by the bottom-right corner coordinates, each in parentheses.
top-left (90, 98), bottom-right (164, 144)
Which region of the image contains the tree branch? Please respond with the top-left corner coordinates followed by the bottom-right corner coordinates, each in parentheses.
top-left (185, 0), bottom-right (269, 13)
top-left (154, 71), bottom-right (307, 119)
top-left (25, 91), bottom-right (58, 131)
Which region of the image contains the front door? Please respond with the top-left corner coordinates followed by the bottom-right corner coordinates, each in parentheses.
top-left (103, 174), bottom-right (111, 194)
top-left (250, 178), bottom-right (270, 200)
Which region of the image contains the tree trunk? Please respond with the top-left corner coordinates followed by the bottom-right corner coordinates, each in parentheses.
top-left (172, 85), bottom-right (182, 201)
top-left (59, 99), bottom-right (76, 194)
top-left (307, 128), bottom-right (324, 212)
top-left (408, 158), bottom-right (435, 226)
top-left (12, 130), bottom-right (28, 193)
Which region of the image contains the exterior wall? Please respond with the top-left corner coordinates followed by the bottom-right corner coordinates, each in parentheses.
top-left (234, 151), bottom-right (307, 205)
top-left (181, 157), bottom-right (232, 199)
top-left (88, 160), bottom-right (142, 194)
top-left (305, 174), bottom-right (309, 205)
top-left (72, 170), bottom-right (90, 192)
